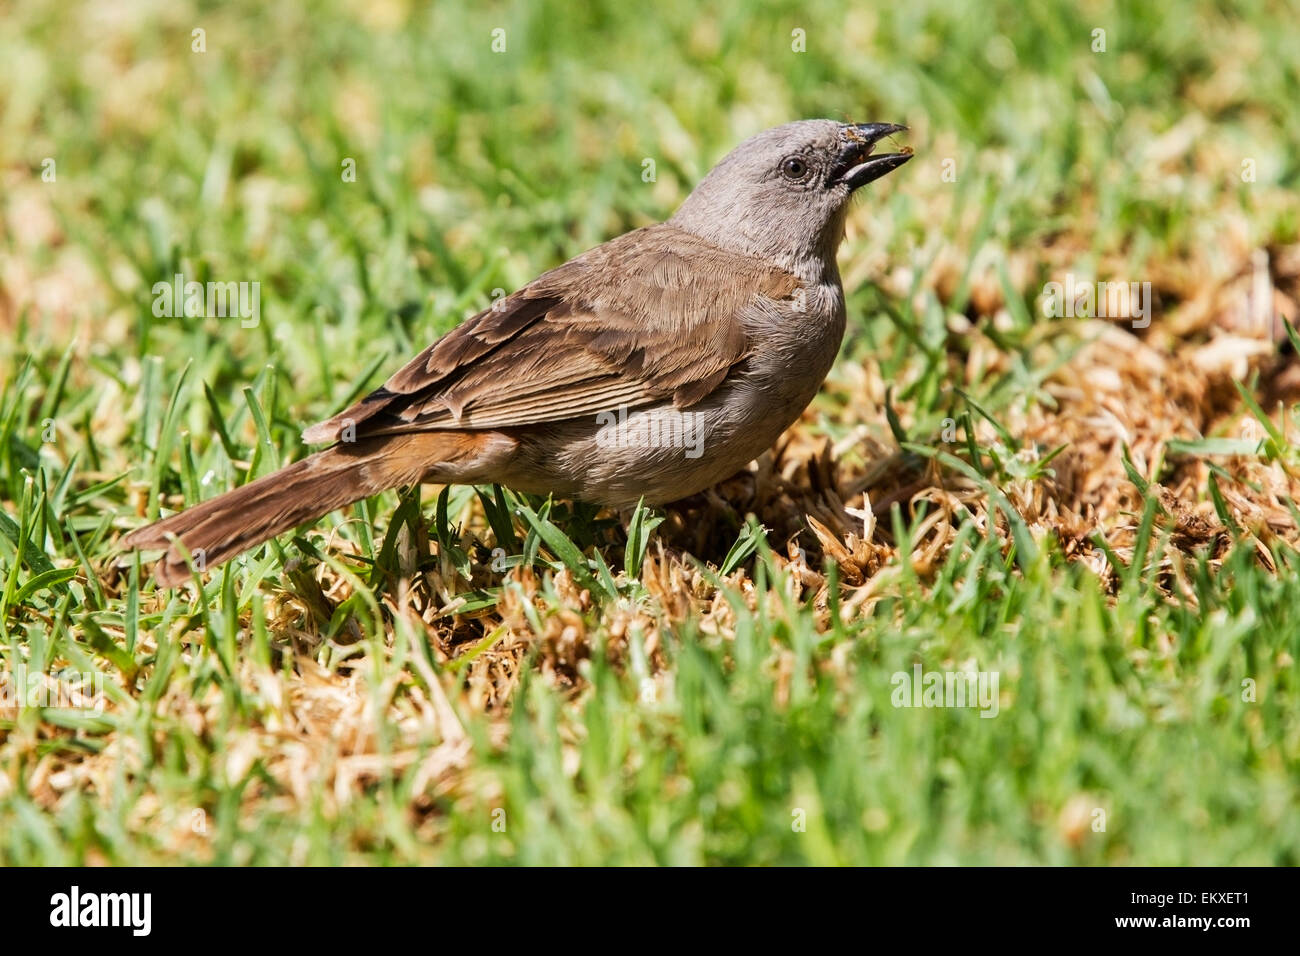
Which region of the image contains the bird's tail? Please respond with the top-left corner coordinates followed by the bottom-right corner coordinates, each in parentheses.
top-left (121, 432), bottom-right (477, 586)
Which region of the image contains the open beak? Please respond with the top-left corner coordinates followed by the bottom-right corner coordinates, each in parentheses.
top-left (833, 122), bottom-right (912, 190)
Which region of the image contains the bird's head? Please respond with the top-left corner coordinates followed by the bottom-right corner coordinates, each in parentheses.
top-left (670, 119), bottom-right (912, 280)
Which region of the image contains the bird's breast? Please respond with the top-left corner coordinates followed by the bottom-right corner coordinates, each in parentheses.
top-left (744, 280), bottom-right (846, 403)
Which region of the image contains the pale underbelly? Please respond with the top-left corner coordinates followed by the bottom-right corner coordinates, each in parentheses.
top-left (503, 372), bottom-right (826, 507)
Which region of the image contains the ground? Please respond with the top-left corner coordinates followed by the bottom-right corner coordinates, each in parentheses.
top-left (1, 0), bottom-right (1298, 864)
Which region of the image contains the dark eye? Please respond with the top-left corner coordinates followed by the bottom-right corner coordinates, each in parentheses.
top-left (781, 156), bottom-right (810, 181)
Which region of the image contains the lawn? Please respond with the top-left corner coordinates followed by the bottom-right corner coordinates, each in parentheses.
top-left (1, 0), bottom-right (1298, 864)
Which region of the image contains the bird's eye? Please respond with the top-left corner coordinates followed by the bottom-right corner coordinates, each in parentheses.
top-left (780, 156), bottom-right (810, 181)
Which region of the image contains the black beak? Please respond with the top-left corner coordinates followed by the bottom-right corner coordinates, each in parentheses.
top-left (832, 122), bottom-right (912, 190)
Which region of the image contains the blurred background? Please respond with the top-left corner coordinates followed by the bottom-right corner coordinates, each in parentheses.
top-left (5, 0), bottom-right (1296, 401)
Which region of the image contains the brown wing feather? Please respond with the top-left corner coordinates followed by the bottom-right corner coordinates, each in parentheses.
top-left (301, 224), bottom-right (802, 444)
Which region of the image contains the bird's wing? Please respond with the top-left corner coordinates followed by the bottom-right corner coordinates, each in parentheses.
top-left (301, 224), bottom-right (803, 443)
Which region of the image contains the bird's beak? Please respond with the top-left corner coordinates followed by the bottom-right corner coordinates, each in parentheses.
top-left (833, 122), bottom-right (912, 190)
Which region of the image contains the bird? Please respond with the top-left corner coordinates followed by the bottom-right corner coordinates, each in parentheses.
top-left (122, 119), bottom-right (912, 585)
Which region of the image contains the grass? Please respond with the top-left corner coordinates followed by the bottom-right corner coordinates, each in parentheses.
top-left (1, 0), bottom-right (1298, 864)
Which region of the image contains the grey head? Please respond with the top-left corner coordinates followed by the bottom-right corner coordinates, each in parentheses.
top-left (669, 119), bottom-right (911, 282)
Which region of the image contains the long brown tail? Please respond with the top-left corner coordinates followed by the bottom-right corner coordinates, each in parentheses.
top-left (121, 431), bottom-right (503, 586)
